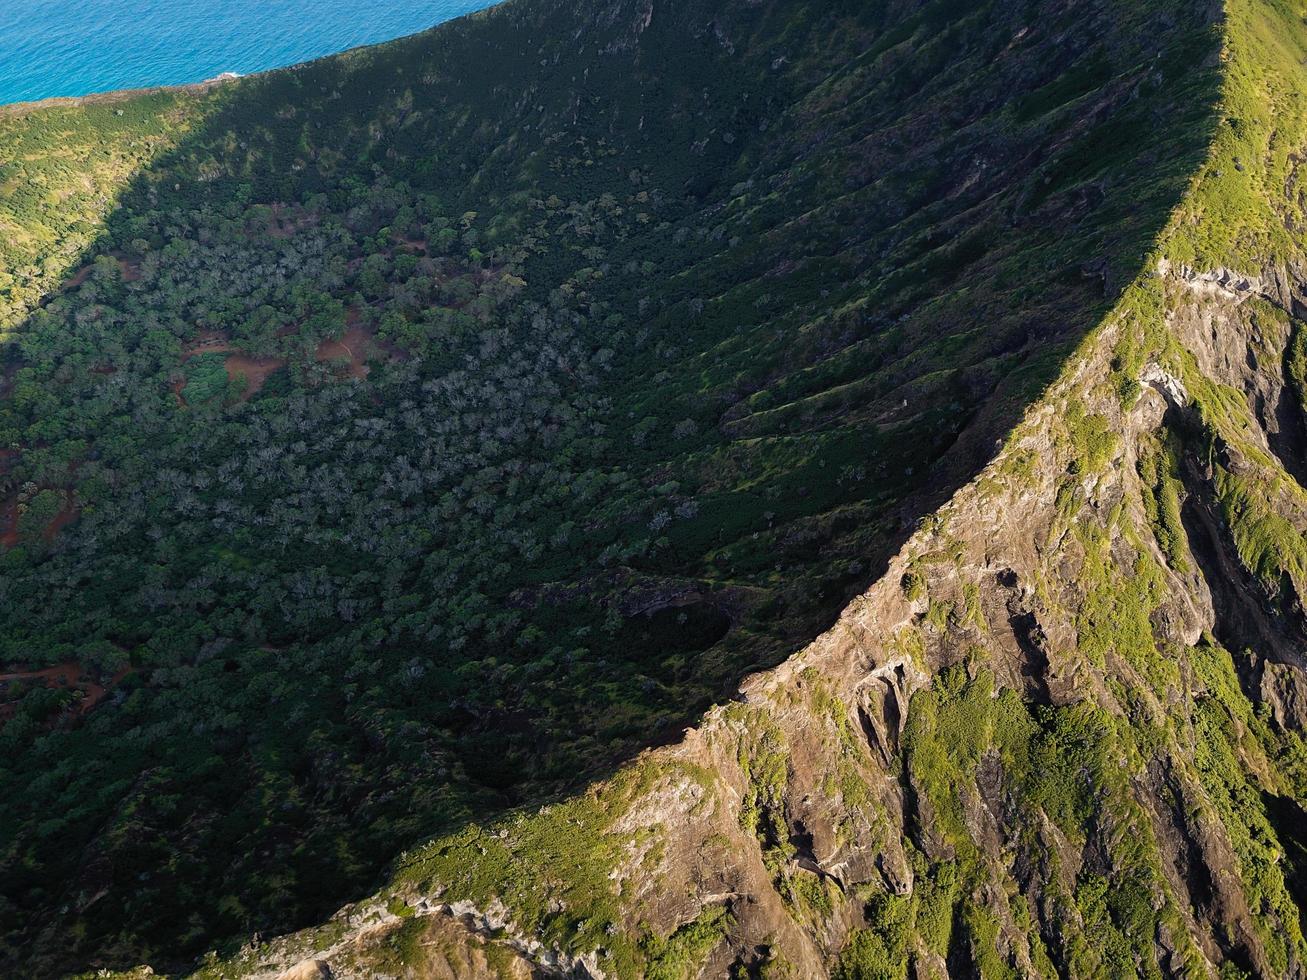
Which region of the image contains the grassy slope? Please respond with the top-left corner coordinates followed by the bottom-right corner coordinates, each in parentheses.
top-left (0, 87), bottom-right (223, 331)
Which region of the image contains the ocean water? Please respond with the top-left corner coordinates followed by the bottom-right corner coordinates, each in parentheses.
top-left (0, 0), bottom-right (497, 107)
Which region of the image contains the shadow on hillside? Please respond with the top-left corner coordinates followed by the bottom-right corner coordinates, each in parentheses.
top-left (0, 0), bottom-right (1225, 974)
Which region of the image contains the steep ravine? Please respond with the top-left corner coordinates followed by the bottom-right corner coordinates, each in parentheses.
top-left (96, 0), bottom-right (1307, 978)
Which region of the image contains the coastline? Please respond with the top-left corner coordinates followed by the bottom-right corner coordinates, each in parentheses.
top-left (0, 0), bottom-right (505, 116)
top-left (0, 70), bottom-right (240, 118)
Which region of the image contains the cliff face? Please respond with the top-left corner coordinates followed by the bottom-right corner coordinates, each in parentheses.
top-left (192, 1), bottom-right (1307, 977)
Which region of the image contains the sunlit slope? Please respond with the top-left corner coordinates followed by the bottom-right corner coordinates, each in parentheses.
top-left (0, 87), bottom-right (219, 329)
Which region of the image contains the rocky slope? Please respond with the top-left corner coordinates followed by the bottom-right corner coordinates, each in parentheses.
top-left (169, 0), bottom-right (1307, 976)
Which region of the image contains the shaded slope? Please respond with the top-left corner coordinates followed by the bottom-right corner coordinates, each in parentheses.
top-left (0, 0), bottom-right (1222, 975)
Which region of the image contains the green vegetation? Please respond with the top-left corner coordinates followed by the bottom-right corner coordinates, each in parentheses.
top-left (642, 904), bottom-right (734, 980)
top-left (836, 894), bottom-right (913, 980)
top-left (1063, 400), bottom-right (1119, 476)
top-left (1190, 642), bottom-right (1307, 975)
top-left (179, 351), bottom-right (230, 404)
top-left (895, 662), bottom-right (1223, 977)
top-left (1138, 433), bottom-right (1190, 574)
top-left (0, 0), bottom-right (1239, 974)
top-left (0, 90), bottom-right (213, 330)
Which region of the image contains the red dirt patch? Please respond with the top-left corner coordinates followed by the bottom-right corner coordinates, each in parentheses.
top-left (266, 204), bottom-right (318, 240)
top-left (314, 324), bottom-right (373, 379)
top-left (63, 253), bottom-right (141, 289)
top-left (225, 353), bottom-right (286, 400)
top-left (0, 490), bottom-right (80, 548)
top-left (64, 265), bottom-right (94, 289)
top-left (44, 497), bottom-right (80, 541)
top-left (0, 496), bottom-right (17, 549)
top-left (342, 310), bottom-right (410, 364)
top-left (178, 332), bottom-right (285, 402)
top-left (0, 662), bottom-right (133, 724)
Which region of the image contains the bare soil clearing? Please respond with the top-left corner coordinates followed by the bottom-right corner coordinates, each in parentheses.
top-left (226, 353), bottom-right (287, 398)
top-left (180, 331), bottom-right (287, 401)
top-left (0, 496), bottom-right (17, 549)
top-left (173, 318), bottom-right (402, 406)
top-left (344, 306), bottom-right (410, 363)
top-left (63, 265), bottom-right (93, 289)
top-left (315, 324), bottom-right (373, 379)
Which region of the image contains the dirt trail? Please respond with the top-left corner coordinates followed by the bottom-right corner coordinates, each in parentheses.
top-left (64, 254), bottom-right (142, 289)
top-left (64, 266), bottom-right (93, 289)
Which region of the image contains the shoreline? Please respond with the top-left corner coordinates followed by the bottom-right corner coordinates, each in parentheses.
top-left (0, 71), bottom-right (240, 117)
top-left (0, 0), bottom-right (507, 117)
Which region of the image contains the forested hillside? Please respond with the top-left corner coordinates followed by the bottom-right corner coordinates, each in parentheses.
top-left (188, 0), bottom-right (1307, 976)
top-left (0, 0), bottom-right (1279, 976)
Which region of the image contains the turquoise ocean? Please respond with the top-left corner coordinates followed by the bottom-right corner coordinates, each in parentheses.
top-left (0, 0), bottom-right (496, 106)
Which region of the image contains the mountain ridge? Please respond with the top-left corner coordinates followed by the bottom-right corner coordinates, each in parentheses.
top-left (5, 0), bottom-right (1307, 976)
top-left (131, 0), bottom-right (1307, 976)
